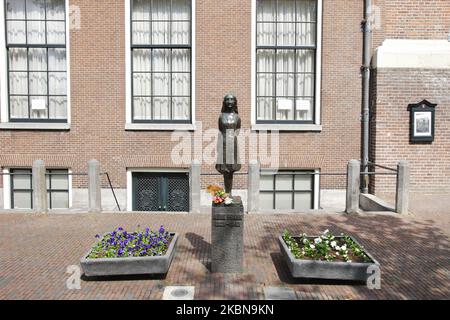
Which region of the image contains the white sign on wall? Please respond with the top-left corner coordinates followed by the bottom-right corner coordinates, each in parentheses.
top-left (277, 99), bottom-right (293, 110)
top-left (31, 99), bottom-right (46, 110)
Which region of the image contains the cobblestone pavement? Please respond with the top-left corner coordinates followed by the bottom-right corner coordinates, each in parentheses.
top-left (0, 211), bottom-right (448, 300)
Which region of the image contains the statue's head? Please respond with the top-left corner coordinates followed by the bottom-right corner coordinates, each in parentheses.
top-left (221, 94), bottom-right (238, 114)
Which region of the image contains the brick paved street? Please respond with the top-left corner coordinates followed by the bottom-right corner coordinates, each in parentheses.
top-left (0, 211), bottom-right (448, 300)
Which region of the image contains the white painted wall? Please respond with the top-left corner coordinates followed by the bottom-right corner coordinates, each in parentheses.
top-left (373, 39), bottom-right (450, 69)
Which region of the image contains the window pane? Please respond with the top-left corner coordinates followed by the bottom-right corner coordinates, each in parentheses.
top-left (152, 0), bottom-right (170, 20)
top-left (47, 21), bottom-right (66, 44)
top-left (277, 0), bottom-right (296, 22)
top-left (295, 174), bottom-right (312, 190)
top-left (297, 23), bottom-right (316, 46)
top-left (257, 73), bottom-right (274, 96)
top-left (260, 175), bottom-right (274, 190)
top-left (171, 21), bottom-right (190, 45)
top-left (296, 73), bottom-right (314, 97)
top-left (30, 96), bottom-right (48, 118)
top-left (49, 97), bottom-right (67, 119)
top-left (294, 192), bottom-right (312, 210)
top-left (172, 0), bottom-right (190, 20)
top-left (133, 97), bottom-right (152, 120)
top-left (48, 48), bottom-right (66, 71)
top-left (133, 49), bottom-right (151, 72)
top-left (152, 21), bottom-right (170, 45)
top-left (49, 170), bottom-right (69, 189)
top-left (296, 49), bottom-right (314, 73)
top-left (28, 48), bottom-right (47, 71)
top-left (132, 0), bottom-right (150, 20)
top-left (153, 97), bottom-right (170, 120)
top-left (13, 191), bottom-right (32, 209)
top-left (296, 98), bottom-right (313, 120)
top-left (8, 48), bottom-right (28, 71)
top-left (133, 73), bottom-right (152, 96)
top-left (26, 0), bottom-right (46, 20)
top-left (172, 97), bottom-right (190, 120)
top-left (257, 0), bottom-right (276, 22)
top-left (132, 22), bottom-right (151, 45)
top-left (276, 74), bottom-right (294, 96)
top-left (172, 73), bottom-right (189, 96)
top-left (152, 73), bottom-right (170, 95)
top-left (277, 23), bottom-right (295, 46)
top-left (257, 23), bottom-right (275, 46)
top-left (6, 0), bottom-right (26, 19)
top-left (9, 72), bottom-right (28, 94)
top-left (276, 174), bottom-right (293, 190)
top-left (10, 96), bottom-right (29, 118)
top-left (46, 0), bottom-right (65, 20)
top-left (257, 49), bottom-right (274, 72)
top-left (152, 49), bottom-right (170, 72)
top-left (29, 72), bottom-right (47, 94)
top-left (275, 192), bottom-right (293, 210)
top-left (12, 170), bottom-right (31, 189)
top-left (27, 21), bottom-right (46, 44)
top-left (50, 192), bottom-right (69, 209)
top-left (7, 21), bottom-right (26, 44)
top-left (257, 98), bottom-right (274, 121)
top-left (276, 98), bottom-right (294, 120)
top-left (297, 0), bottom-right (317, 22)
top-left (277, 50), bottom-right (295, 73)
top-left (48, 72), bottom-right (67, 95)
top-left (260, 192), bottom-right (274, 209)
top-left (172, 49), bottom-right (190, 72)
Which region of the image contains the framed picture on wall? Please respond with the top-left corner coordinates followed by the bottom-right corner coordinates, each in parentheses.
top-left (408, 100), bottom-right (437, 143)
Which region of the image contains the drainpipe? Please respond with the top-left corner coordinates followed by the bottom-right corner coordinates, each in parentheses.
top-left (361, 0), bottom-right (372, 193)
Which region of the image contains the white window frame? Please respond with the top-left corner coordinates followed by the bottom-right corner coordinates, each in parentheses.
top-left (0, 0), bottom-right (71, 130)
top-left (126, 167), bottom-right (189, 211)
top-left (2, 167), bottom-right (73, 210)
top-left (125, 0), bottom-right (196, 131)
top-left (251, 0), bottom-right (322, 132)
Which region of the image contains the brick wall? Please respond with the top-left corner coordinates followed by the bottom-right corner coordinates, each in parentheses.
top-left (370, 68), bottom-right (450, 195)
top-left (372, 0), bottom-right (450, 48)
top-left (0, 0), bottom-right (365, 193)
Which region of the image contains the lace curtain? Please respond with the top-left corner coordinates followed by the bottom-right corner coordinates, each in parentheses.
top-left (257, 0), bottom-right (317, 121)
top-left (6, 0), bottom-right (67, 120)
top-left (132, 0), bottom-right (191, 121)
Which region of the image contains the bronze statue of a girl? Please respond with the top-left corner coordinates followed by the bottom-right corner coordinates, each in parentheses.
top-left (216, 94), bottom-right (242, 194)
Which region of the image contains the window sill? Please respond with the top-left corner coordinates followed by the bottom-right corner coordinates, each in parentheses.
top-left (251, 124), bottom-right (322, 132)
top-left (125, 123), bottom-right (196, 131)
top-left (0, 122), bottom-right (70, 130)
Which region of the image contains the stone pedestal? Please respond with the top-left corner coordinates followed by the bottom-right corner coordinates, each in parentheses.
top-left (211, 197), bottom-right (244, 273)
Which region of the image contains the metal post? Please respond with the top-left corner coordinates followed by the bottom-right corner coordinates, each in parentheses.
top-left (396, 161), bottom-right (410, 214)
top-left (32, 160), bottom-right (48, 213)
top-left (88, 160), bottom-right (102, 213)
top-left (247, 160), bottom-right (260, 213)
top-left (189, 160), bottom-right (201, 214)
top-left (346, 160), bottom-right (361, 214)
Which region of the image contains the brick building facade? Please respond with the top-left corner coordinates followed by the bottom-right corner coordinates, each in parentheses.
top-left (0, 0), bottom-right (449, 212)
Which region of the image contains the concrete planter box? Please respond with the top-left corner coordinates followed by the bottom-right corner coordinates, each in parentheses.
top-left (278, 235), bottom-right (380, 282)
top-left (80, 233), bottom-right (178, 277)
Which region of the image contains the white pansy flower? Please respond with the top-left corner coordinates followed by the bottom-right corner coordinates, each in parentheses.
top-left (341, 245), bottom-right (347, 251)
top-left (323, 229), bottom-right (329, 234)
top-left (336, 252), bottom-right (340, 256)
top-left (335, 246), bottom-right (341, 251)
top-left (303, 238), bottom-right (308, 244)
top-left (314, 237), bottom-right (322, 244)
top-left (330, 241), bottom-right (337, 248)
top-left (310, 244), bottom-right (315, 249)
top-left (224, 197), bottom-right (233, 205)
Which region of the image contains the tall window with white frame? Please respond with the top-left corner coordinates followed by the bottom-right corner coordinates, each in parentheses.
top-left (5, 0), bottom-right (67, 122)
top-left (131, 0), bottom-right (191, 123)
top-left (256, 0), bottom-right (317, 123)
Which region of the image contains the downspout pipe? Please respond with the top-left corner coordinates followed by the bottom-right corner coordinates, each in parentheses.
top-left (361, 0), bottom-right (372, 193)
